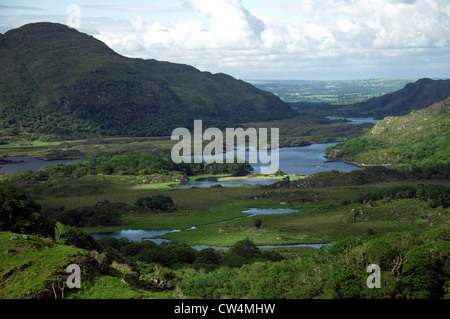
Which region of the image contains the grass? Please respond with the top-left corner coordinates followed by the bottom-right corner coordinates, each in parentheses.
top-left (2, 143), bottom-right (448, 248)
top-left (0, 231), bottom-right (84, 298)
top-left (159, 200), bottom-right (419, 246)
top-left (0, 136), bottom-right (176, 160)
top-left (7, 170), bottom-right (447, 246)
top-left (0, 231), bottom-right (165, 299)
top-left (216, 174), bottom-right (302, 182)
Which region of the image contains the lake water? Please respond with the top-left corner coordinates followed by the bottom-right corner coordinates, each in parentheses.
top-left (180, 142), bottom-right (361, 187)
top-left (0, 156), bottom-right (82, 174)
top-left (2, 137), bottom-right (362, 249)
top-left (90, 229), bottom-right (180, 244)
top-left (326, 116), bottom-right (380, 125)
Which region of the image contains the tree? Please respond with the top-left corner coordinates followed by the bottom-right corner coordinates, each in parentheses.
top-left (135, 195), bottom-right (174, 212)
top-left (54, 222), bottom-right (98, 250)
top-left (0, 187), bottom-right (50, 235)
top-left (229, 238), bottom-right (261, 260)
top-left (396, 242), bottom-right (449, 298)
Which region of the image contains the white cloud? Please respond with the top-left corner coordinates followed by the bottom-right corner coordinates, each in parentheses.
top-left (3, 0), bottom-right (449, 79)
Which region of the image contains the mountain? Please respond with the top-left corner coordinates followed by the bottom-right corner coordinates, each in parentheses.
top-left (347, 78), bottom-right (450, 118)
top-left (325, 97), bottom-right (450, 168)
top-left (292, 78), bottom-right (450, 119)
top-left (0, 22), bottom-right (295, 138)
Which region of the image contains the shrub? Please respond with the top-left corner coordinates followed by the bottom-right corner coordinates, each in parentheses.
top-left (0, 187), bottom-right (51, 235)
top-left (135, 195), bottom-right (174, 212)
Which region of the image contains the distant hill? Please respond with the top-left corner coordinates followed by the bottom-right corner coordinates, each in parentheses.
top-left (292, 78), bottom-right (450, 119)
top-left (325, 97), bottom-right (450, 168)
top-left (0, 23), bottom-right (295, 138)
top-left (347, 78), bottom-right (450, 118)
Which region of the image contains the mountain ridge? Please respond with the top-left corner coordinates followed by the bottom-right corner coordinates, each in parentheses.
top-left (348, 77), bottom-right (450, 118)
top-left (0, 22), bottom-right (296, 138)
top-left (291, 77), bottom-right (450, 119)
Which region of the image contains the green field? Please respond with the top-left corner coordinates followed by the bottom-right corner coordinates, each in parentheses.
top-left (3, 166), bottom-right (445, 247)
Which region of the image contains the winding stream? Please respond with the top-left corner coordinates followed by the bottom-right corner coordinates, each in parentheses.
top-left (90, 207), bottom-right (326, 249)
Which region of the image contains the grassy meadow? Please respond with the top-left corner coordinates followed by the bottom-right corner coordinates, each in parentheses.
top-left (4, 165), bottom-right (444, 248)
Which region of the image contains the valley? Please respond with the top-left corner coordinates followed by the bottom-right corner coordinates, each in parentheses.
top-left (0, 22), bottom-right (449, 301)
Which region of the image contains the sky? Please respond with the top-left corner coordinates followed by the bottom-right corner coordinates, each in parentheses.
top-left (1, 0), bottom-right (450, 80)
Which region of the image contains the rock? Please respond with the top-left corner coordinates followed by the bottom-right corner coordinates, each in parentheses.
top-left (2, 269), bottom-right (14, 280)
top-left (19, 263), bottom-right (30, 271)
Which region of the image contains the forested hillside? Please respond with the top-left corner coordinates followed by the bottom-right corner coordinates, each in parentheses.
top-left (325, 97), bottom-right (450, 169)
top-left (292, 78), bottom-right (450, 119)
top-left (0, 23), bottom-right (295, 138)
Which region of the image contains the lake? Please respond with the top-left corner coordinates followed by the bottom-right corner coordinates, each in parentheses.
top-left (180, 142), bottom-right (361, 187)
top-left (0, 143), bottom-right (361, 187)
top-left (0, 156), bottom-right (82, 174)
top-left (326, 116), bottom-right (380, 125)
top-left (2, 137), bottom-right (361, 248)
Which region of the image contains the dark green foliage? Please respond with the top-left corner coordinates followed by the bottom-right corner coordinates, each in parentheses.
top-left (135, 195), bottom-right (174, 212)
top-left (0, 22), bottom-right (295, 138)
top-left (0, 187), bottom-right (100, 247)
top-left (44, 201), bottom-right (123, 228)
top-left (267, 166), bottom-right (405, 190)
top-left (96, 237), bottom-right (283, 271)
top-left (54, 221), bottom-right (99, 250)
top-left (0, 187), bottom-right (51, 235)
top-left (18, 154), bottom-right (253, 180)
top-left (222, 238), bottom-right (284, 268)
top-left (178, 225), bottom-right (449, 299)
top-left (395, 242), bottom-right (450, 298)
top-left (326, 97), bottom-right (450, 168)
top-left (356, 184), bottom-right (450, 208)
top-left (331, 266), bottom-right (362, 299)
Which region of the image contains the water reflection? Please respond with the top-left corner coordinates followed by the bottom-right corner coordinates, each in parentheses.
top-left (0, 156), bottom-right (82, 174)
top-left (180, 142), bottom-right (362, 188)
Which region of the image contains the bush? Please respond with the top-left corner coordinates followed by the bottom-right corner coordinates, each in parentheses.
top-left (54, 222), bottom-right (98, 250)
top-left (135, 195), bottom-right (174, 212)
top-left (0, 187), bottom-right (52, 235)
top-left (396, 242), bottom-right (450, 298)
top-left (45, 201), bottom-right (122, 227)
